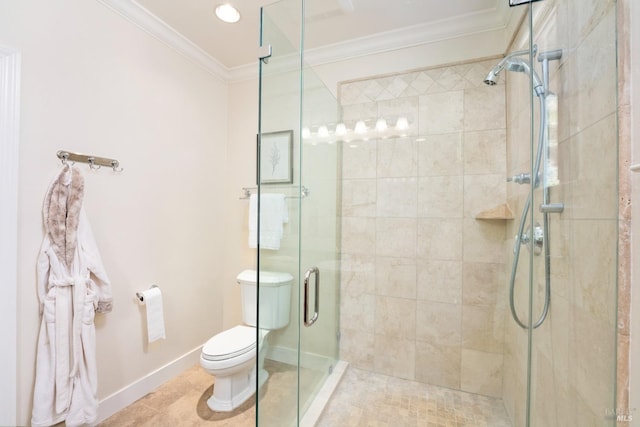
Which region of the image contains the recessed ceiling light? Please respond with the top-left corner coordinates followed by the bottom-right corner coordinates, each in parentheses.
top-left (215, 4), bottom-right (240, 23)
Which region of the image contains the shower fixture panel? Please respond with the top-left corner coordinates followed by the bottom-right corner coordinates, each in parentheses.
top-left (486, 46), bottom-right (563, 329)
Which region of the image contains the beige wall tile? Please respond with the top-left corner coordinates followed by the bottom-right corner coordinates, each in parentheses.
top-left (564, 114), bottom-right (618, 220)
top-left (462, 262), bottom-right (505, 307)
top-left (571, 219), bottom-right (617, 324)
top-left (375, 256), bottom-right (417, 299)
top-left (341, 217), bottom-right (376, 255)
top-left (463, 85), bottom-right (506, 132)
top-left (417, 260), bottom-right (463, 304)
top-left (419, 91), bottom-right (464, 135)
top-left (339, 329), bottom-right (375, 371)
top-left (462, 304), bottom-right (504, 353)
top-left (376, 178), bottom-right (418, 217)
top-left (418, 176), bottom-right (463, 218)
top-left (376, 218), bottom-right (417, 257)
top-left (375, 296), bottom-right (416, 340)
top-left (377, 138), bottom-right (418, 178)
top-left (462, 219), bottom-right (505, 263)
top-left (341, 254), bottom-right (376, 296)
top-left (463, 174), bottom-right (507, 219)
top-left (415, 341), bottom-right (461, 389)
top-left (374, 335), bottom-right (416, 380)
top-left (340, 293), bottom-right (375, 332)
top-left (342, 179), bottom-right (377, 217)
top-left (418, 132), bottom-right (463, 176)
top-left (461, 349), bottom-right (503, 397)
top-left (463, 129), bottom-right (507, 175)
top-left (416, 300), bottom-right (461, 345)
top-left (417, 218), bottom-right (463, 261)
top-left (342, 140), bottom-right (377, 179)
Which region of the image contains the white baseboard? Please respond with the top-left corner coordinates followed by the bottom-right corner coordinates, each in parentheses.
top-left (96, 346), bottom-right (202, 423)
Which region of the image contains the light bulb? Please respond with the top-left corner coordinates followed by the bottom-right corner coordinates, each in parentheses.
top-left (395, 116), bottom-right (409, 130)
top-left (354, 120), bottom-right (367, 134)
top-left (215, 4), bottom-right (240, 23)
top-left (375, 118), bottom-right (388, 132)
top-left (335, 123), bottom-right (347, 136)
top-left (302, 127), bottom-right (311, 139)
top-left (318, 125), bottom-right (329, 138)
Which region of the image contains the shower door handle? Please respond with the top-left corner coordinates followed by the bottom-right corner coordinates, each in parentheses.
top-left (303, 267), bottom-right (320, 327)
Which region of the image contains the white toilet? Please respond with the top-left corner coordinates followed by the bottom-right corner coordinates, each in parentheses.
top-left (200, 269), bottom-right (293, 412)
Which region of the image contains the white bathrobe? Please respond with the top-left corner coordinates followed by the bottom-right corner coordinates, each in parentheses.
top-left (31, 165), bottom-right (113, 427)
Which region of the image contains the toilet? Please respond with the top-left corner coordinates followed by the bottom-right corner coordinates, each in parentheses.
top-left (200, 269), bottom-right (293, 412)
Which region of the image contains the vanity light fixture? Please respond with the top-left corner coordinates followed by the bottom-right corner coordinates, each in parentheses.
top-left (215, 4), bottom-right (241, 23)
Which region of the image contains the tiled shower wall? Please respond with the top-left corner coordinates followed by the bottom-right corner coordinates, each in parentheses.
top-left (338, 59), bottom-right (508, 397)
top-left (503, 1), bottom-right (620, 425)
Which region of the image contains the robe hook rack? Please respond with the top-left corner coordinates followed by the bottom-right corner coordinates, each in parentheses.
top-left (57, 150), bottom-right (124, 172)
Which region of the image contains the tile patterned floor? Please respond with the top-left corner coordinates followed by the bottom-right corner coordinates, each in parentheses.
top-left (98, 362), bottom-right (512, 427)
top-left (317, 367), bottom-right (512, 427)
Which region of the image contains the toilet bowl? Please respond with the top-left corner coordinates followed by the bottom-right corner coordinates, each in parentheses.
top-left (200, 270), bottom-right (292, 412)
top-left (200, 325), bottom-right (269, 412)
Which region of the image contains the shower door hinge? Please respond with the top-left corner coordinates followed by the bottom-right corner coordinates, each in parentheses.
top-left (336, 331), bottom-right (341, 343)
top-left (509, 0), bottom-right (543, 6)
top-left (258, 44), bottom-right (272, 63)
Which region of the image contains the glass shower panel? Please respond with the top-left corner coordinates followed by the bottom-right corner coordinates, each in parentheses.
top-left (257, 2), bottom-right (302, 426)
top-left (298, 25), bottom-right (341, 419)
top-left (527, 0), bottom-right (619, 425)
top-left (257, 1), bottom-right (341, 425)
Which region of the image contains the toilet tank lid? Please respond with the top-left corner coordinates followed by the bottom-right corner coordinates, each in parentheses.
top-left (237, 269), bottom-right (293, 286)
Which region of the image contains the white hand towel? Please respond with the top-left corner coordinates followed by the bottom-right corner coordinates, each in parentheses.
top-left (248, 193), bottom-right (288, 250)
top-left (142, 287), bottom-right (166, 343)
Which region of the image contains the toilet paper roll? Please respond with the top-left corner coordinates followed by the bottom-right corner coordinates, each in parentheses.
top-left (142, 286), bottom-right (166, 343)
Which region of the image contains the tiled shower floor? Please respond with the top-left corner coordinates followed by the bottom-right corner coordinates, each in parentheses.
top-left (98, 361), bottom-right (512, 426)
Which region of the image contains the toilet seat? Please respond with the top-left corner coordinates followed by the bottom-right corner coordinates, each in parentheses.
top-left (202, 325), bottom-right (256, 361)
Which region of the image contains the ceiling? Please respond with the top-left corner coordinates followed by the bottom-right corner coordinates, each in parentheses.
top-left (132, 0), bottom-right (512, 70)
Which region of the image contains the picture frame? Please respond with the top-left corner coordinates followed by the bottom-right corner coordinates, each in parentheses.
top-left (509, 0), bottom-right (543, 6)
top-left (258, 130), bottom-right (294, 185)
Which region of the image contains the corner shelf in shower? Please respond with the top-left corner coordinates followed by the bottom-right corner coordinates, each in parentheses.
top-left (475, 203), bottom-right (514, 220)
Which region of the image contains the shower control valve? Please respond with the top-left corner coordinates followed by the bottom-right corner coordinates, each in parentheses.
top-left (521, 222), bottom-right (544, 256)
top-left (507, 173), bottom-right (531, 185)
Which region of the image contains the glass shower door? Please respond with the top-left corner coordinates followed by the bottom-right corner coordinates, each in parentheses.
top-left (525, 0), bottom-right (619, 425)
top-left (502, 1), bottom-right (620, 425)
top-left (257, 1), bottom-right (340, 425)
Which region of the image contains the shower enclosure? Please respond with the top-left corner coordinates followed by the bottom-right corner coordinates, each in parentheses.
top-left (255, 0), bottom-right (620, 426)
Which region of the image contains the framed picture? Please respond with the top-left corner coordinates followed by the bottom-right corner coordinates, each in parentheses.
top-left (258, 130), bottom-right (293, 184)
top-left (509, 0), bottom-right (543, 6)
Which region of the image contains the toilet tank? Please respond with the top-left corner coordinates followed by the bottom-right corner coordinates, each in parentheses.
top-left (237, 270), bottom-right (293, 329)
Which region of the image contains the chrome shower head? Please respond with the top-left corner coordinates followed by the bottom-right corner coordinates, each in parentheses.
top-left (483, 66), bottom-right (503, 86)
top-left (483, 54), bottom-right (545, 96)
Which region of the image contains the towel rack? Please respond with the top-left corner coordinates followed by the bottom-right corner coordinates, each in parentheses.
top-left (240, 186), bottom-right (309, 200)
top-left (57, 150), bottom-right (123, 172)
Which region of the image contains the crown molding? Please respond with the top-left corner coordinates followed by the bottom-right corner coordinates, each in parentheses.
top-left (96, 0), bottom-right (513, 83)
top-left (305, 6), bottom-right (513, 66)
top-left (96, 0), bottom-right (231, 81)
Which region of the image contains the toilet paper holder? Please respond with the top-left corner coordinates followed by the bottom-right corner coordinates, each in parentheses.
top-left (136, 285), bottom-right (159, 303)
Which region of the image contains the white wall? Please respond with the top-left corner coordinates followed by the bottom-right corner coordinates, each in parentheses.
top-left (0, 1), bottom-right (229, 424)
top-left (223, 77), bottom-right (260, 329)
